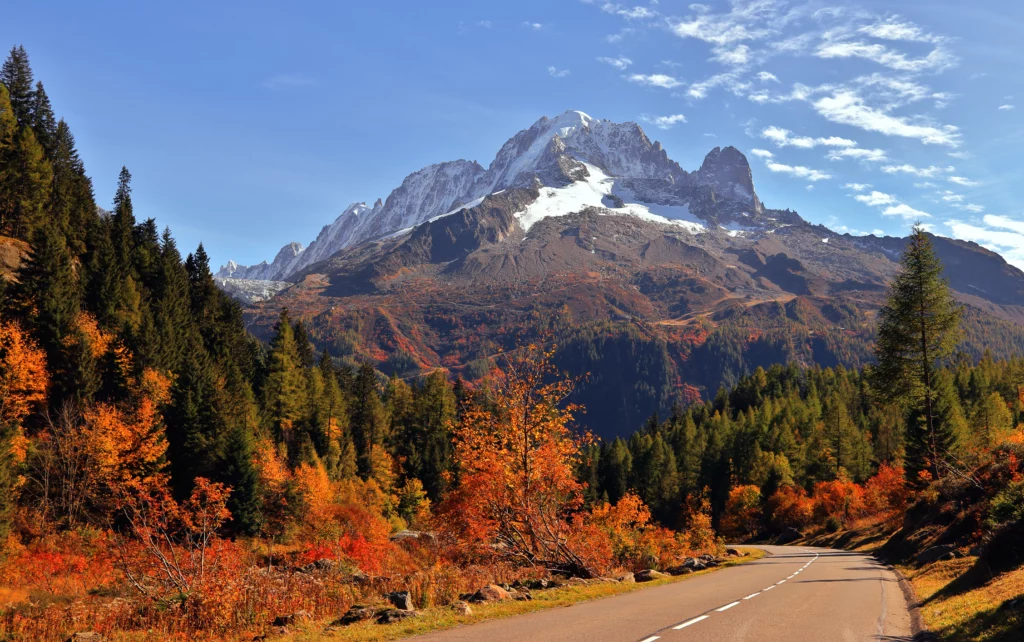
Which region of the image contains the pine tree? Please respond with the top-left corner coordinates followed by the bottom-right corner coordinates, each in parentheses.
top-left (0, 83), bottom-right (51, 239)
top-left (0, 46), bottom-right (36, 127)
top-left (49, 120), bottom-right (94, 246)
top-left (15, 223), bottom-right (79, 354)
top-left (151, 229), bottom-right (193, 370)
top-left (165, 341), bottom-right (228, 499)
top-left (222, 424), bottom-right (263, 535)
top-left (350, 362), bottom-right (389, 479)
top-left (873, 224), bottom-right (962, 483)
top-left (31, 82), bottom-right (57, 158)
top-left (261, 309), bottom-right (308, 445)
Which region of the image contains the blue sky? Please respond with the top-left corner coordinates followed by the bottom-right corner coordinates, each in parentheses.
top-left (4, 0), bottom-right (1024, 269)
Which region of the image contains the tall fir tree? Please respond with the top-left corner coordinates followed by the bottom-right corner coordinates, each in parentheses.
top-left (873, 224), bottom-right (962, 483)
top-left (31, 82), bottom-right (56, 158)
top-left (0, 45), bottom-right (35, 127)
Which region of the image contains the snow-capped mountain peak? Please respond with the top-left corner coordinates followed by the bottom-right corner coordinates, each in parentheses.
top-left (218, 110), bottom-right (763, 281)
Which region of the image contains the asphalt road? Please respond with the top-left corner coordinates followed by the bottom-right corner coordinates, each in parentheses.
top-left (407, 545), bottom-right (913, 642)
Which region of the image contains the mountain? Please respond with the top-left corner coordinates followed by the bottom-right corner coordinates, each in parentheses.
top-left (220, 111), bottom-right (1024, 438)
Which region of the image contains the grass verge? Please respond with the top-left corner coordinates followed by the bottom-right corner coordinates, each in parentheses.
top-left (281, 548), bottom-right (765, 642)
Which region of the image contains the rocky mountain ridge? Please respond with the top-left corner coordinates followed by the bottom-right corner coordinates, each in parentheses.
top-left (219, 111), bottom-right (777, 281)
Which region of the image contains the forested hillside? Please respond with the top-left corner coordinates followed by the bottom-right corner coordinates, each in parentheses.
top-left (1, 45), bottom-right (1022, 642)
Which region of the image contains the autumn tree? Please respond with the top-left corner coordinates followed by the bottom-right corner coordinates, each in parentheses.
top-left (450, 344), bottom-right (593, 576)
top-left (874, 224), bottom-right (962, 484)
top-left (0, 319), bottom-right (48, 540)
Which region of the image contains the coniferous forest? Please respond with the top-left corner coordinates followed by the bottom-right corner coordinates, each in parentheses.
top-left (1, 46), bottom-right (1023, 641)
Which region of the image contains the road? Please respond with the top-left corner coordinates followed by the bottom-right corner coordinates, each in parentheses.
top-left (407, 545), bottom-right (913, 642)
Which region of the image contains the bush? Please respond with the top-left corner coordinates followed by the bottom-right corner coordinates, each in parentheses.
top-left (988, 479), bottom-right (1024, 527)
top-left (824, 515), bottom-right (843, 533)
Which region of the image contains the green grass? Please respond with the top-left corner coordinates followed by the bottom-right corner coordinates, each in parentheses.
top-left (277, 549), bottom-right (766, 642)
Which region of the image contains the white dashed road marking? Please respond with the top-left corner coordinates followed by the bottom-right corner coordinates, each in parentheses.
top-left (673, 615), bottom-right (709, 630)
top-left (640, 550), bottom-right (821, 641)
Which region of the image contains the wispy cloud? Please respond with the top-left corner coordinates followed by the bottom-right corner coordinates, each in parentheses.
top-left (813, 90), bottom-right (961, 146)
top-left (881, 164), bottom-right (951, 178)
top-left (764, 160), bottom-right (831, 181)
top-left (597, 56), bottom-right (633, 70)
top-left (948, 176), bottom-right (979, 187)
top-left (524, 21), bottom-right (544, 30)
top-left (842, 183), bottom-right (872, 191)
top-left (828, 147), bottom-right (887, 162)
top-left (548, 66), bottom-right (570, 78)
top-left (761, 126), bottom-right (856, 149)
top-left (855, 191), bottom-right (896, 207)
top-left (998, 104), bottom-right (1015, 111)
top-left (628, 73), bottom-right (682, 89)
top-left (946, 216), bottom-right (1024, 269)
top-left (883, 203), bottom-right (931, 219)
top-left (756, 71), bottom-right (779, 83)
top-left (711, 44), bottom-right (750, 66)
top-left (641, 113), bottom-right (687, 129)
top-left (750, 148), bottom-right (774, 158)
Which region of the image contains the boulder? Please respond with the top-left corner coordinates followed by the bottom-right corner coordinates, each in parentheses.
top-left (469, 584), bottom-right (512, 603)
top-left (634, 569), bottom-right (669, 582)
top-left (334, 605), bottom-right (378, 626)
top-left (388, 591), bottom-right (415, 611)
top-left (725, 547), bottom-right (741, 557)
top-left (613, 572), bottom-right (635, 583)
top-left (916, 544), bottom-right (957, 565)
top-left (272, 610), bottom-right (311, 627)
top-left (389, 530), bottom-right (436, 545)
top-left (777, 527), bottom-right (802, 544)
top-left (299, 558), bottom-right (337, 574)
top-left (376, 608), bottom-right (420, 624)
top-left (452, 601), bottom-right (473, 616)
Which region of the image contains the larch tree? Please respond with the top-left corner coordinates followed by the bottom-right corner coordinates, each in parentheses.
top-left (873, 224), bottom-right (962, 484)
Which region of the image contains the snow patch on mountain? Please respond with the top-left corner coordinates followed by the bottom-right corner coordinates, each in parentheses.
top-left (516, 164), bottom-right (706, 234)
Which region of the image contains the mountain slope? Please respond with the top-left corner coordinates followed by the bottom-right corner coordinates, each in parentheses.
top-left (221, 111), bottom-right (1024, 438)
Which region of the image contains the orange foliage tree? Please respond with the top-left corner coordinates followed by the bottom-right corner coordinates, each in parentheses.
top-left (812, 477), bottom-right (865, 528)
top-left (0, 318), bottom-right (48, 427)
top-left (448, 344), bottom-right (594, 576)
top-left (720, 484), bottom-right (763, 540)
top-left (765, 485), bottom-right (815, 532)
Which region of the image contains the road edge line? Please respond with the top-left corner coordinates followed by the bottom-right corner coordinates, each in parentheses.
top-left (884, 559), bottom-right (940, 642)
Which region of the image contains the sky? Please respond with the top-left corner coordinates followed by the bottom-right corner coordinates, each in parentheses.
top-left (3, 0), bottom-right (1024, 269)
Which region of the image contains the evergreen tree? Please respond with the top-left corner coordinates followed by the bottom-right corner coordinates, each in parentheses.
top-left (15, 222), bottom-right (79, 354)
top-left (165, 341), bottom-right (228, 499)
top-left (350, 362), bottom-right (389, 479)
top-left (222, 424), bottom-right (263, 535)
top-left (0, 46), bottom-right (35, 127)
top-left (262, 309), bottom-right (308, 446)
top-left (151, 229), bottom-right (193, 370)
top-left (873, 225), bottom-right (962, 483)
top-left (49, 120), bottom-right (95, 248)
top-left (31, 82), bottom-right (56, 158)
top-left (0, 83), bottom-right (51, 240)
top-left (0, 423), bottom-right (16, 543)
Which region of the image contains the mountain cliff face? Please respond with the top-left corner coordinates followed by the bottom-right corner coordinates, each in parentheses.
top-left (220, 111), bottom-right (763, 280)
top-left (219, 110), bottom-right (1024, 438)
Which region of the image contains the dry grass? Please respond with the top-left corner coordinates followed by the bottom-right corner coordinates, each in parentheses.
top-left (901, 557), bottom-right (1024, 642)
top-left (263, 549), bottom-right (767, 642)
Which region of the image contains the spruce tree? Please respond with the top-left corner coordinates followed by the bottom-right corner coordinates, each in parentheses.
top-left (873, 224), bottom-right (962, 483)
top-left (0, 46), bottom-right (36, 127)
top-left (350, 362), bottom-right (389, 479)
top-left (31, 82), bottom-right (57, 158)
